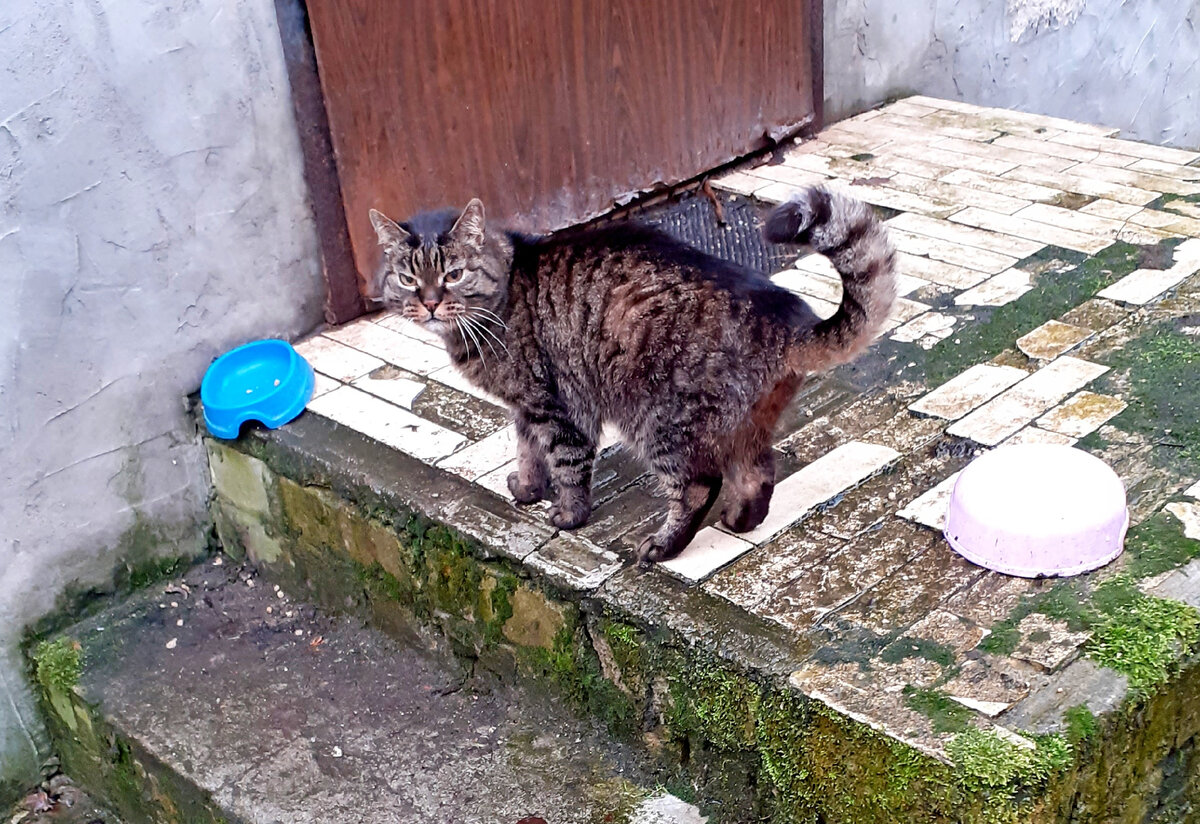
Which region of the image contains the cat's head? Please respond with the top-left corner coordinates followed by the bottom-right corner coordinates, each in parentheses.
top-left (368, 199), bottom-right (510, 335)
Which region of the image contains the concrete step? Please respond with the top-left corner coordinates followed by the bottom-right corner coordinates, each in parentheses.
top-left (30, 560), bottom-right (702, 824)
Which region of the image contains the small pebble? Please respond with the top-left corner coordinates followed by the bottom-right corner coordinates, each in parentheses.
top-left (166, 638), bottom-right (178, 650)
top-left (170, 601), bottom-right (179, 608)
top-left (266, 607), bottom-right (273, 614)
top-left (331, 746), bottom-right (344, 758)
top-left (213, 557), bottom-right (224, 566)
top-left (176, 619), bottom-right (184, 627)
top-left (277, 590), bottom-right (285, 599)
top-left (247, 579), bottom-right (256, 588)
top-left (294, 629), bottom-right (304, 636)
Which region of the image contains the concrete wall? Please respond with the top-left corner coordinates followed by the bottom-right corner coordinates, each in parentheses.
top-left (0, 0), bottom-right (325, 799)
top-left (825, 0), bottom-right (1200, 150)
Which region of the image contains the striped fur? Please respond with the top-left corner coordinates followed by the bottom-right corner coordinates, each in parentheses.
top-left (370, 186), bottom-right (895, 567)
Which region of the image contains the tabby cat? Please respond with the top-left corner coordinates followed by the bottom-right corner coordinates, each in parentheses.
top-left (369, 185), bottom-right (896, 566)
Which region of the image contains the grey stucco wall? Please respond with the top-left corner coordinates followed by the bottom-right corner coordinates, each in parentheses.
top-left (0, 0), bottom-right (325, 798)
top-left (825, 0), bottom-right (1200, 150)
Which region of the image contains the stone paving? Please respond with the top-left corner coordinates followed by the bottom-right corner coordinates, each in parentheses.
top-left (291, 96), bottom-right (1200, 765)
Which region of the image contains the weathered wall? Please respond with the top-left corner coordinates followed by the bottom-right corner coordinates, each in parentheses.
top-left (0, 0), bottom-right (325, 798)
top-left (825, 0), bottom-right (1200, 150)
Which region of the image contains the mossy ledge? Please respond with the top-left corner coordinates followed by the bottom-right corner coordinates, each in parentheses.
top-left (35, 409), bottom-right (1200, 824)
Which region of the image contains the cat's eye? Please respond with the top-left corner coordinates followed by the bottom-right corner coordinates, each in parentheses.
top-left (444, 269), bottom-right (465, 284)
top-left (397, 273), bottom-right (417, 288)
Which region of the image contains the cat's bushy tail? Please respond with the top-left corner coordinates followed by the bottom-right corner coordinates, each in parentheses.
top-left (764, 185), bottom-right (897, 372)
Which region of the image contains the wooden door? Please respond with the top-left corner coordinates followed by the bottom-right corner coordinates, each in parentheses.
top-left (304, 0), bottom-right (821, 320)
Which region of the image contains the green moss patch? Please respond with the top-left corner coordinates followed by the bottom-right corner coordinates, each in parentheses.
top-left (881, 637), bottom-right (957, 669)
top-left (34, 637), bottom-right (82, 694)
top-left (947, 729), bottom-right (1072, 796)
top-left (1123, 510), bottom-right (1200, 580)
top-left (903, 687), bottom-right (972, 734)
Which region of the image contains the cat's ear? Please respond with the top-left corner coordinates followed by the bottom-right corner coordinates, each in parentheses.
top-left (449, 198), bottom-right (486, 250)
top-left (369, 208), bottom-right (409, 249)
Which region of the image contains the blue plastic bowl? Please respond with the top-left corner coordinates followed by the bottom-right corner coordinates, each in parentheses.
top-left (201, 339), bottom-right (314, 439)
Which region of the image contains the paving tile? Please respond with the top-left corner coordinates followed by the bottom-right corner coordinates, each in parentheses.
top-left (427, 363), bottom-right (508, 407)
top-left (1002, 658), bottom-right (1129, 736)
top-left (943, 573), bottom-right (1055, 627)
top-left (895, 252), bottom-right (991, 289)
top-left (1071, 162), bottom-right (1200, 197)
top-left (874, 112), bottom-right (1004, 143)
top-left (878, 171), bottom-right (1031, 214)
top-left (771, 269), bottom-right (842, 304)
top-left (858, 412), bottom-right (948, 455)
top-left (890, 312), bottom-right (956, 346)
top-left (1126, 208), bottom-right (1200, 237)
top-left (991, 133), bottom-right (1100, 164)
top-left (1141, 556), bottom-right (1200, 609)
top-left (889, 211), bottom-right (1044, 258)
top-left (1127, 157), bottom-right (1200, 181)
top-left (939, 168), bottom-right (1064, 203)
top-left (883, 142), bottom-right (1020, 178)
top-left (730, 441), bottom-right (900, 545)
top-left (1011, 613), bottom-right (1092, 673)
top-left (907, 609), bottom-right (988, 655)
top-left (1016, 320), bottom-right (1095, 361)
top-left (705, 527), bottom-right (849, 613)
top-left (1097, 238), bottom-right (1200, 304)
top-left (1079, 200), bottom-right (1145, 221)
top-left (295, 335), bottom-right (385, 382)
top-left (307, 385), bottom-right (468, 463)
top-left (896, 472), bottom-right (961, 531)
top-left (1014, 202), bottom-right (1173, 245)
top-left (756, 520), bottom-right (935, 631)
top-left (374, 311), bottom-right (445, 347)
top-left (947, 357), bottom-right (1110, 446)
top-left (1003, 165), bottom-right (1159, 206)
top-left (310, 372), bottom-right (342, 400)
top-left (1036, 391), bottom-right (1127, 438)
top-left (1165, 501), bottom-right (1200, 541)
top-left (351, 367), bottom-right (426, 409)
top-left (935, 135), bottom-right (1079, 173)
top-left (950, 207), bottom-right (1112, 255)
top-left (325, 318), bottom-right (452, 375)
top-left (629, 793), bottom-right (708, 824)
top-left (942, 657), bottom-right (1032, 717)
top-left (776, 388), bottom-right (911, 469)
top-left (889, 229), bottom-right (1019, 274)
top-left (1186, 480), bottom-right (1200, 499)
top-left (834, 541), bottom-right (984, 635)
top-left (746, 160), bottom-right (836, 189)
top-left (436, 424), bottom-right (517, 481)
top-left (835, 179), bottom-right (961, 219)
top-left (409, 378), bottom-right (510, 441)
top-left (1003, 427), bottom-right (1077, 447)
top-left (883, 98), bottom-right (942, 118)
top-left (473, 459), bottom-right (521, 501)
top-left (658, 527), bottom-right (756, 584)
top-left (525, 534), bottom-right (623, 591)
top-left (953, 269), bottom-right (1033, 307)
top-left (1047, 131), bottom-right (1200, 166)
top-left (909, 363), bottom-right (1029, 420)
top-left (709, 169), bottom-right (770, 197)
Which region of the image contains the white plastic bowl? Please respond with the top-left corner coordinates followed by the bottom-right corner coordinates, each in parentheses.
top-left (944, 444), bottom-right (1128, 578)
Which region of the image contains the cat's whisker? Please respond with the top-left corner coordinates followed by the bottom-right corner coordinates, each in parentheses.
top-left (462, 315), bottom-right (503, 360)
top-left (457, 315), bottom-right (488, 369)
top-left (467, 307), bottom-right (508, 327)
top-left (464, 314), bottom-right (508, 356)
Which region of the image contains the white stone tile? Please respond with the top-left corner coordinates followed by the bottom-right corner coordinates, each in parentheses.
top-left (747, 161), bottom-right (835, 189)
top-left (909, 363), bottom-right (1029, 420)
top-left (1127, 157), bottom-right (1200, 181)
top-left (1003, 165), bottom-right (1160, 206)
top-left (889, 229), bottom-right (1018, 275)
top-left (374, 311), bottom-right (446, 347)
top-left (889, 212), bottom-right (1044, 258)
top-left (438, 424), bottom-right (517, 481)
top-left (888, 298), bottom-right (932, 330)
top-left (310, 372), bottom-right (342, 400)
top-left (325, 318), bottom-right (452, 375)
top-left (1035, 392), bottom-right (1127, 438)
top-left (630, 792), bottom-right (708, 824)
top-left (1014, 202), bottom-right (1171, 245)
top-left (947, 357), bottom-right (1110, 446)
top-left (1015, 320), bottom-right (1095, 361)
top-left (771, 269), bottom-right (842, 304)
top-left (939, 168), bottom-right (1064, 203)
top-left (732, 441), bottom-right (900, 544)
top-left (1003, 427), bottom-right (1077, 447)
top-left (428, 364), bottom-right (508, 408)
top-left (875, 170), bottom-right (1031, 214)
top-left (295, 335), bottom-right (385, 382)
top-left (474, 459), bottom-right (521, 501)
top-left (897, 472), bottom-right (961, 530)
top-left (709, 170), bottom-right (770, 197)
top-left (1186, 480), bottom-right (1200, 499)
top-left (875, 112), bottom-right (1003, 143)
top-left (1072, 162), bottom-right (1200, 198)
top-left (950, 207), bottom-right (1111, 255)
top-left (793, 253), bottom-right (840, 278)
top-left (307, 385), bottom-right (467, 463)
top-left (991, 133), bottom-right (1100, 164)
top-left (351, 372), bottom-right (426, 409)
top-left (884, 142), bottom-right (1020, 178)
top-left (1127, 209), bottom-right (1200, 237)
top-left (954, 269), bottom-right (1033, 307)
top-left (934, 135), bottom-right (1079, 173)
top-left (895, 252), bottom-right (990, 289)
top-left (659, 527), bottom-right (756, 583)
top-left (1166, 502), bottom-right (1200, 541)
top-left (1047, 132), bottom-right (1200, 166)
top-left (1097, 237), bottom-right (1200, 305)
top-left (890, 312), bottom-right (955, 344)
top-left (1079, 200), bottom-right (1145, 221)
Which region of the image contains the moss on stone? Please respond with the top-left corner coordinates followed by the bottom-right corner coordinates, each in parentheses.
top-left (1124, 510), bottom-right (1200, 580)
top-left (903, 687), bottom-right (972, 734)
top-left (668, 663), bottom-right (762, 751)
top-left (947, 728), bottom-right (1072, 797)
top-left (881, 637), bottom-right (957, 668)
top-left (1087, 589), bottom-right (1200, 691)
top-left (33, 638), bottom-right (82, 694)
top-left (1064, 705), bottom-right (1099, 746)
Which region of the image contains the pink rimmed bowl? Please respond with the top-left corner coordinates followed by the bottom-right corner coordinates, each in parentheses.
top-left (944, 444), bottom-right (1128, 578)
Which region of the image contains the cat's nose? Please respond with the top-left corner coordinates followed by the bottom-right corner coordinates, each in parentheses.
top-left (423, 299), bottom-right (439, 313)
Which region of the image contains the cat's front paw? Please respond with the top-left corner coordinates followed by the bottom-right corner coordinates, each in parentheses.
top-left (636, 536), bottom-right (670, 568)
top-left (507, 471), bottom-right (549, 504)
top-left (548, 492), bottom-right (590, 529)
